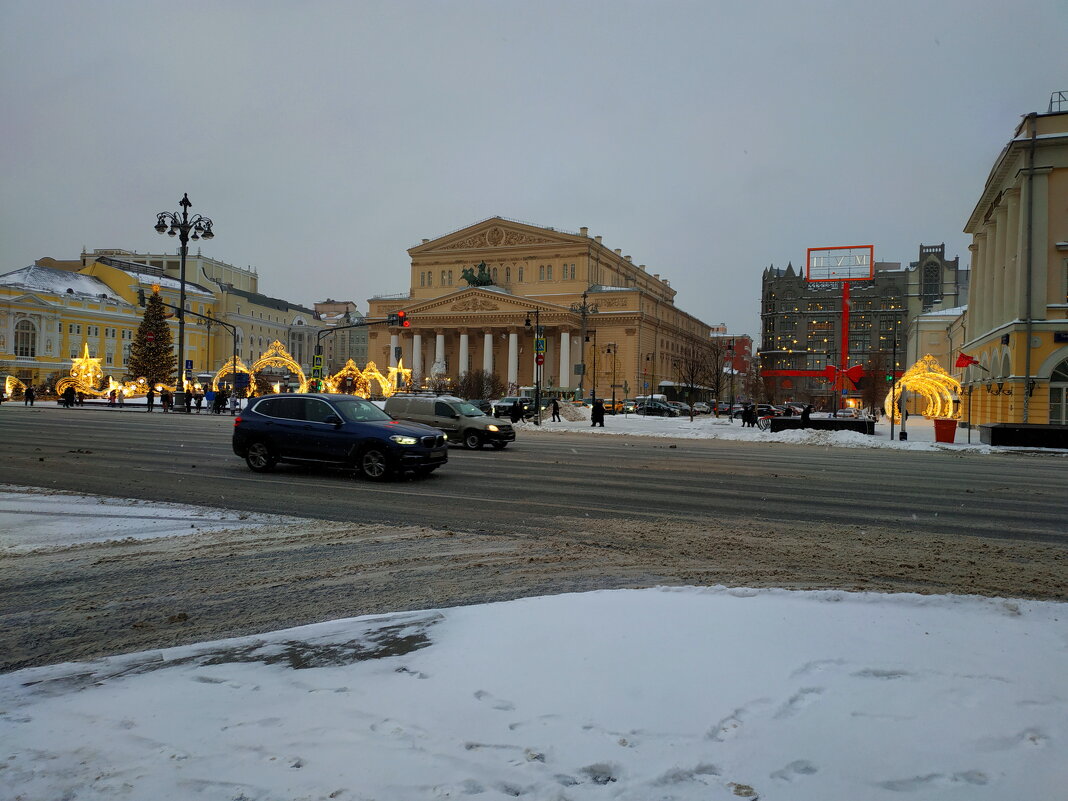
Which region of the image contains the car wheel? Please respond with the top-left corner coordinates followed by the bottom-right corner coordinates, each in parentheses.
top-left (245, 441), bottom-right (277, 472)
top-left (463, 431), bottom-right (482, 450)
top-left (491, 441), bottom-right (507, 450)
top-left (358, 446), bottom-right (392, 481)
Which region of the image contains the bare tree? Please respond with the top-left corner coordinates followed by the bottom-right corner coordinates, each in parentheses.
top-left (455, 369), bottom-right (506, 401)
top-left (672, 340), bottom-right (714, 418)
top-left (863, 352), bottom-right (890, 417)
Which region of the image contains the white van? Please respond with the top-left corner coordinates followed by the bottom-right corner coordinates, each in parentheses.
top-left (384, 394), bottom-right (516, 450)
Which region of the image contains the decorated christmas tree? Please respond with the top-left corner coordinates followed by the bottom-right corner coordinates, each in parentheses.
top-left (127, 290), bottom-right (175, 385)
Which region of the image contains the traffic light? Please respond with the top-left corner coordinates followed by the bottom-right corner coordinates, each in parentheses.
top-left (885, 373), bottom-right (894, 383)
top-left (397, 310), bottom-right (409, 327)
top-left (137, 288), bottom-right (146, 307)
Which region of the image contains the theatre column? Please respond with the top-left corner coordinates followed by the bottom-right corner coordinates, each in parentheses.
top-left (434, 331), bottom-right (445, 375)
top-left (458, 331), bottom-right (469, 378)
top-left (389, 333), bottom-right (399, 368)
top-left (507, 330), bottom-right (519, 389)
top-left (412, 332), bottom-right (423, 379)
top-left (558, 330), bottom-right (571, 388)
top-left (483, 331), bottom-right (494, 373)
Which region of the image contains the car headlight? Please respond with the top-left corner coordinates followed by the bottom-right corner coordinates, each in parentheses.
top-left (390, 435), bottom-right (419, 445)
top-left (486, 424), bottom-right (499, 432)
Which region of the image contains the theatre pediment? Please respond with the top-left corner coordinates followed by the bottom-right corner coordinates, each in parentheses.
top-left (410, 217), bottom-right (583, 255)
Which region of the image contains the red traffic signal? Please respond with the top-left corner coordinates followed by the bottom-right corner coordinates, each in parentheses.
top-left (397, 310), bottom-right (410, 327)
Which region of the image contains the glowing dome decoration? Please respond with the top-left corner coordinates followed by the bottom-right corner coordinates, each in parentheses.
top-left (884, 353), bottom-right (961, 422)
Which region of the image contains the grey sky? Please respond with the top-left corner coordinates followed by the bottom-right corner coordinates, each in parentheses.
top-left (2, 0), bottom-right (1065, 341)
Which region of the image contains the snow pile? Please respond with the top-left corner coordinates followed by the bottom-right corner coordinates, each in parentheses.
top-left (1, 587), bottom-right (1064, 800)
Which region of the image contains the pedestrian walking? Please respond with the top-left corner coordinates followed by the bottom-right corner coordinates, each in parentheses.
top-left (185, 392), bottom-right (193, 413)
top-left (146, 387), bottom-right (155, 412)
top-left (800, 404), bottom-right (812, 428)
top-left (550, 398), bottom-right (561, 422)
top-left (62, 386), bottom-right (76, 408)
top-left (24, 386), bottom-right (35, 406)
top-left (194, 391), bottom-right (203, 413)
top-left (229, 393), bottom-right (238, 415)
top-left (205, 388), bottom-right (216, 414)
top-left (160, 388), bottom-right (171, 412)
top-left (591, 399), bottom-right (606, 427)
top-left (107, 389), bottom-right (116, 407)
top-left (509, 400), bottom-right (523, 424)
top-left (117, 390), bottom-right (124, 408)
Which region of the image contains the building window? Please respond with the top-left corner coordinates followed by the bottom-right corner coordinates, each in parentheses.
top-left (492, 266), bottom-right (498, 281)
top-left (420, 272), bottom-right (425, 287)
top-left (539, 265), bottom-right (545, 281)
top-left (441, 270), bottom-right (446, 285)
top-left (518, 267), bottom-right (524, 282)
top-left (506, 267), bottom-right (511, 283)
top-left (448, 270), bottom-right (453, 285)
top-left (123, 344), bottom-right (131, 362)
top-left (427, 272), bottom-right (433, 286)
top-left (105, 352), bottom-right (113, 366)
top-left (15, 320), bottom-right (36, 358)
top-left (547, 265), bottom-right (553, 280)
top-left (69, 323), bottom-right (81, 335)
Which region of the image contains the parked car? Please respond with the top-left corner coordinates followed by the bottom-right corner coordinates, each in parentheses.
top-left (635, 400), bottom-right (679, 417)
top-left (620, 398), bottom-right (638, 414)
top-left (667, 401), bottom-right (692, 416)
top-left (492, 397), bottom-right (534, 418)
top-left (835, 407), bottom-right (864, 418)
top-left (386, 394), bottom-right (515, 449)
top-left (691, 402), bottom-right (711, 414)
top-left (233, 393), bottom-right (448, 480)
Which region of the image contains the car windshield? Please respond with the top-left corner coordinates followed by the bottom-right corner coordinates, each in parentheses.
top-left (333, 397), bottom-right (393, 423)
top-left (455, 401), bottom-right (485, 417)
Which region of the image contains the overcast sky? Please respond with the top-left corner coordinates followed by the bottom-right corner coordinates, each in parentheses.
top-left (2, 1), bottom-right (1065, 340)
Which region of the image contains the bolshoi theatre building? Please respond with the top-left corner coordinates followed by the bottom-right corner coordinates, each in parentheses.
top-left (366, 217), bottom-right (715, 400)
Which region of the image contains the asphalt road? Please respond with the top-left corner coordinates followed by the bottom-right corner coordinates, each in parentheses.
top-left (1, 404), bottom-right (1065, 544)
top-left (2, 404), bottom-right (1066, 671)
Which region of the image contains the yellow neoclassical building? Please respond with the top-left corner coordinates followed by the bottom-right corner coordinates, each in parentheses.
top-left (366, 217), bottom-right (715, 400)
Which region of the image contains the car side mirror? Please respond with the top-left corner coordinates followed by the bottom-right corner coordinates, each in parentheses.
top-left (324, 414), bottom-right (343, 428)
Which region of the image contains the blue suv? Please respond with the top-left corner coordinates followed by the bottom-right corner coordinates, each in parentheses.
top-left (233, 394), bottom-right (448, 480)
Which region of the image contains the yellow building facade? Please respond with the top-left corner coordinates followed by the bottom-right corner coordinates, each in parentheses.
top-left (366, 217), bottom-right (715, 400)
top-left (963, 106), bottom-right (1068, 425)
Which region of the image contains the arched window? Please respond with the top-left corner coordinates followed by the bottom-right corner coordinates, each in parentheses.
top-left (441, 270), bottom-right (446, 286)
top-left (15, 319), bottom-right (36, 358)
top-left (519, 267), bottom-right (524, 282)
top-left (427, 272), bottom-right (433, 287)
top-left (492, 266), bottom-right (498, 281)
top-left (1049, 357), bottom-right (1068, 425)
top-left (506, 267), bottom-right (511, 283)
top-left (448, 270), bottom-right (453, 285)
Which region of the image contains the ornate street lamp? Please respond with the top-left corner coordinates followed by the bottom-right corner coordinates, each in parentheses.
top-left (569, 289), bottom-right (599, 399)
top-left (154, 193), bottom-right (215, 412)
top-left (524, 310), bottom-right (542, 426)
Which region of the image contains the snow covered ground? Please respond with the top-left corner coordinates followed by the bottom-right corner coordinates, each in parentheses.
top-left (0, 485), bottom-right (303, 553)
top-left (1, 585), bottom-right (1064, 801)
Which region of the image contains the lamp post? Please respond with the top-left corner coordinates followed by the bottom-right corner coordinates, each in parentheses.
top-left (727, 338), bottom-right (736, 424)
top-left (154, 193), bottom-right (215, 412)
top-left (584, 329), bottom-right (599, 401)
top-left (605, 343), bottom-right (617, 413)
top-left (524, 310), bottom-right (542, 426)
top-left (569, 289), bottom-right (599, 399)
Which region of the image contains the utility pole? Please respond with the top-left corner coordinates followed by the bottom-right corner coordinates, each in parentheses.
top-left (570, 289), bottom-right (598, 400)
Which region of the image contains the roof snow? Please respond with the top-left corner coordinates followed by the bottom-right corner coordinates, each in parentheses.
top-left (0, 265), bottom-right (123, 301)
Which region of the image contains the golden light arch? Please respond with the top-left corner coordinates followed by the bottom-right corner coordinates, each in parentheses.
top-left (249, 340), bottom-right (308, 393)
top-left (211, 356), bottom-right (253, 393)
top-left (884, 353), bottom-right (961, 422)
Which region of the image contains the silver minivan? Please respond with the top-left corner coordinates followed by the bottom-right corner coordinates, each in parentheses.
top-left (384, 394), bottom-right (516, 450)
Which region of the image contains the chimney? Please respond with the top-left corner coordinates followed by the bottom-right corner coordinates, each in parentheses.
top-left (594, 235), bottom-right (602, 243)
top-left (653, 274), bottom-right (660, 280)
top-left (580, 226), bottom-right (588, 236)
top-left (639, 264), bottom-right (646, 271)
top-left (614, 248), bottom-right (622, 255)
top-left (421, 238), bottom-right (429, 244)
top-left (624, 255), bottom-right (632, 262)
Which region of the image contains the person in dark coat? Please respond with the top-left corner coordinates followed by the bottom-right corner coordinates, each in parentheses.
top-left (62, 386), bottom-right (76, 408)
top-left (591, 399), bottom-right (606, 427)
top-left (509, 400), bottom-right (523, 424)
top-left (146, 387), bottom-right (155, 412)
top-left (24, 386), bottom-right (36, 406)
top-left (800, 404), bottom-right (812, 428)
top-left (160, 388), bottom-right (171, 412)
top-left (550, 398), bottom-right (561, 422)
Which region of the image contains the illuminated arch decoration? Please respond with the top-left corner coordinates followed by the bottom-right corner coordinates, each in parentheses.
top-left (249, 340), bottom-right (308, 393)
top-left (211, 356), bottom-right (253, 393)
top-left (53, 344), bottom-right (162, 398)
top-left (323, 359), bottom-right (372, 396)
top-left (883, 353), bottom-right (961, 422)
